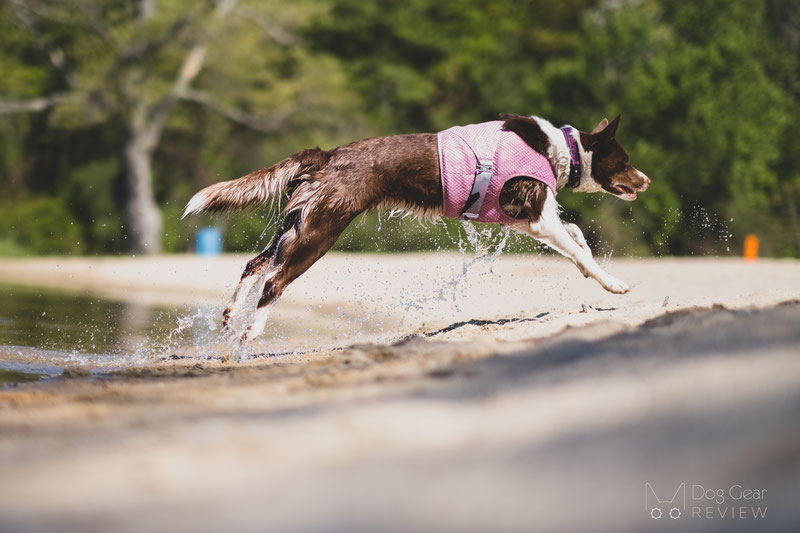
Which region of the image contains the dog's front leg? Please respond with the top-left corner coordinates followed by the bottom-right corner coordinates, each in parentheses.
top-left (562, 222), bottom-right (592, 258)
top-left (527, 190), bottom-right (629, 294)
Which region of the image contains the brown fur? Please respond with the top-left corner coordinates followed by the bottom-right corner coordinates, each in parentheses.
top-left (498, 177), bottom-right (548, 220)
top-left (219, 134), bottom-right (443, 328)
top-left (499, 113), bottom-right (550, 155)
top-left (188, 148), bottom-right (331, 215)
top-left (186, 113), bottom-right (648, 332)
top-left (496, 113), bottom-right (552, 221)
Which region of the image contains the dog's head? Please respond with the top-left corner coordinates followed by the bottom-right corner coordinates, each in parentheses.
top-left (579, 115), bottom-right (650, 201)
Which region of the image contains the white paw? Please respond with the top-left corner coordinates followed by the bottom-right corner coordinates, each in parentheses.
top-left (241, 312), bottom-right (269, 343)
top-left (241, 324), bottom-right (265, 344)
top-left (602, 276), bottom-right (630, 294)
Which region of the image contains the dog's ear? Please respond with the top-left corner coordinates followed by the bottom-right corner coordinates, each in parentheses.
top-left (587, 114), bottom-right (621, 147)
top-left (605, 114), bottom-right (621, 139)
top-left (499, 113), bottom-right (549, 154)
top-left (591, 118), bottom-right (609, 134)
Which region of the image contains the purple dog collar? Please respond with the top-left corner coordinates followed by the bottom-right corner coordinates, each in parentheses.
top-left (560, 126), bottom-right (582, 189)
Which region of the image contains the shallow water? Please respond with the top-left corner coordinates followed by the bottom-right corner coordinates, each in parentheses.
top-left (0, 227), bottom-right (529, 382)
top-left (0, 280), bottom-right (400, 381)
top-left (0, 283), bottom-right (221, 379)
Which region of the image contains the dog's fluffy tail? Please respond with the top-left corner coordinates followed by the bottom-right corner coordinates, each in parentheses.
top-left (182, 148), bottom-right (329, 218)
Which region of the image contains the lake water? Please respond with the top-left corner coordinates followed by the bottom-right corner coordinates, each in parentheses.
top-left (0, 283), bottom-right (227, 384)
top-left (0, 279), bottom-right (402, 385)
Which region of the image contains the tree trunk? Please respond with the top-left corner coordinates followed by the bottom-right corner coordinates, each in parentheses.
top-left (118, 0), bottom-right (240, 255)
top-left (124, 135), bottom-right (162, 254)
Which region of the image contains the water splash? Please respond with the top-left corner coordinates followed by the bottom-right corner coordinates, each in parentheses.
top-left (1, 215), bottom-right (539, 376)
top-left (386, 222), bottom-right (513, 337)
top-left (686, 205), bottom-right (734, 255)
top-left (132, 305), bottom-right (226, 362)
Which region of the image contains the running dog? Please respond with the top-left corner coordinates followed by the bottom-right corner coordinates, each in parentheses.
top-left (184, 113), bottom-right (650, 341)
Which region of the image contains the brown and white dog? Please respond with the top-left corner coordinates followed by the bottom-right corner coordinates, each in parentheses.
top-left (184, 113), bottom-right (650, 341)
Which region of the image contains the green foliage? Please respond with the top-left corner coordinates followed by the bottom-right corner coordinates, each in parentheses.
top-left (553, 0), bottom-right (793, 255)
top-left (161, 203), bottom-right (195, 253)
top-left (0, 197), bottom-right (85, 255)
top-left (0, 0), bottom-right (798, 257)
top-left (61, 159), bottom-right (125, 253)
top-left (308, 0), bottom-right (800, 257)
top-left (307, 0), bottom-right (593, 132)
top-left (0, 237), bottom-right (29, 257)
top-left (223, 211), bottom-right (278, 253)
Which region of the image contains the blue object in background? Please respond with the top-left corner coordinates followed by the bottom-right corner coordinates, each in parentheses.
top-left (196, 227), bottom-right (222, 255)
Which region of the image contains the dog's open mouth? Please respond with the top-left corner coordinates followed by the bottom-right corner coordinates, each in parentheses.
top-left (609, 184), bottom-right (638, 201)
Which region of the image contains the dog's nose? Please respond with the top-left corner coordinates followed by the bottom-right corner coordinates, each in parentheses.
top-left (637, 170), bottom-right (651, 190)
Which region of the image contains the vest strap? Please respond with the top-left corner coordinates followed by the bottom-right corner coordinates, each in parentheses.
top-left (460, 159), bottom-right (493, 220)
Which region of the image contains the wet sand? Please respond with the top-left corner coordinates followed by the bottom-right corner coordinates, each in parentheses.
top-left (1, 253), bottom-right (799, 532)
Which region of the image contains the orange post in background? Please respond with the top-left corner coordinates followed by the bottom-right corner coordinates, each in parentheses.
top-left (743, 234), bottom-right (759, 261)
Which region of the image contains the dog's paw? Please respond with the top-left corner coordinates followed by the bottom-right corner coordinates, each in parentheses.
top-left (240, 319), bottom-right (267, 344)
top-left (602, 276), bottom-right (630, 294)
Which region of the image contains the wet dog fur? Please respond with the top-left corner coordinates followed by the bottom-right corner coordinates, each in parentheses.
top-left (184, 114), bottom-right (650, 342)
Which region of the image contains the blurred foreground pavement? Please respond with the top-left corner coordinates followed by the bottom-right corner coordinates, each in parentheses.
top-left (0, 255), bottom-right (798, 532)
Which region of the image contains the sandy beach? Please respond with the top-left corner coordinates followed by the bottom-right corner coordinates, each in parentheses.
top-left (1, 252), bottom-right (799, 532)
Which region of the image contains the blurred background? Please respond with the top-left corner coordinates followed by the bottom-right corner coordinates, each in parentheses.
top-left (0, 0), bottom-right (798, 258)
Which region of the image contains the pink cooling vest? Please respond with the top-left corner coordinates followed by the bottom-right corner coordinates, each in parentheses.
top-left (438, 121), bottom-right (556, 224)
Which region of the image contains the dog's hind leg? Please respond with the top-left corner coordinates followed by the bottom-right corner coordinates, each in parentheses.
top-left (525, 189), bottom-right (629, 294)
top-left (242, 200), bottom-right (358, 342)
top-left (222, 257), bottom-right (267, 331)
top-left (222, 212), bottom-right (301, 330)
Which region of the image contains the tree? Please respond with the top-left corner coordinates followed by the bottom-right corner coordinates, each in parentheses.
top-left (2, 0), bottom-right (797, 257)
top-left (0, 0), bottom-right (346, 254)
top-left (309, 0), bottom-right (799, 256)
top-left (307, 0), bottom-right (596, 133)
top-left (547, 0), bottom-right (794, 255)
